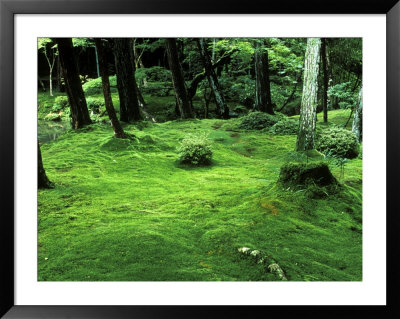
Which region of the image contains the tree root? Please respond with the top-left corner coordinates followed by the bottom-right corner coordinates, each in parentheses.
top-left (238, 247), bottom-right (288, 281)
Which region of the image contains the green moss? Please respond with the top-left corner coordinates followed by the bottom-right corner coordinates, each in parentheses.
top-left (239, 111), bottom-right (279, 130)
top-left (38, 95), bottom-right (362, 282)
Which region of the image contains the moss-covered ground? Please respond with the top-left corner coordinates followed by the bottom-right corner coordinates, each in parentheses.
top-left (38, 92), bottom-right (362, 281)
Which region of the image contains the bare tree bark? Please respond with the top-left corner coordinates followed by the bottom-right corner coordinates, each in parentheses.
top-left (165, 38), bottom-right (194, 119)
top-left (352, 87), bottom-right (362, 142)
top-left (254, 40), bottom-right (274, 114)
top-left (38, 142), bottom-right (52, 189)
top-left (296, 38), bottom-right (321, 151)
top-left (94, 39), bottom-right (127, 138)
top-left (55, 38), bottom-right (91, 129)
top-left (321, 38), bottom-right (328, 123)
top-left (196, 38), bottom-right (229, 119)
top-left (114, 38), bottom-right (142, 122)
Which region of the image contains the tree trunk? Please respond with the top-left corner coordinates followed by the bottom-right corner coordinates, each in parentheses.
top-left (94, 39), bottom-right (127, 138)
top-left (296, 38), bottom-right (321, 151)
top-left (49, 68), bottom-right (53, 96)
top-left (165, 38), bottom-right (194, 119)
top-left (254, 40), bottom-right (274, 114)
top-left (196, 38), bottom-right (229, 119)
top-left (113, 38), bottom-right (142, 122)
top-left (94, 45), bottom-right (100, 78)
top-left (38, 142), bottom-right (52, 189)
top-left (321, 38), bottom-right (328, 123)
top-left (352, 87), bottom-right (363, 142)
top-left (55, 38), bottom-right (91, 129)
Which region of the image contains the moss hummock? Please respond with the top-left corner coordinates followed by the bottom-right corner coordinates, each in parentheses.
top-left (278, 162), bottom-right (338, 187)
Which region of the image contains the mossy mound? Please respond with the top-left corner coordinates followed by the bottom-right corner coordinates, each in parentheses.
top-left (99, 135), bottom-right (135, 152)
top-left (316, 126), bottom-right (360, 159)
top-left (269, 119), bottom-right (298, 135)
top-left (238, 111), bottom-right (278, 130)
top-left (278, 162), bottom-right (338, 187)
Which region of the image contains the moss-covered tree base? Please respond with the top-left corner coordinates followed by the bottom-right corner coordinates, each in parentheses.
top-left (278, 162), bottom-right (338, 187)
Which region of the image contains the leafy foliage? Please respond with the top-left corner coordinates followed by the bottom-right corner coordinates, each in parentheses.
top-left (328, 82), bottom-right (357, 109)
top-left (239, 111), bottom-right (278, 130)
top-left (269, 119), bottom-right (298, 135)
top-left (52, 96), bottom-right (69, 112)
top-left (177, 133), bottom-right (213, 165)
top-left (86, 97), bottom-right (105, 114)
top-left (135, 66), bottom-right (171, 83)
top-left (316, 126), bottom-right (360, 159)
top-left (82, 76), bottom-right (118, 95)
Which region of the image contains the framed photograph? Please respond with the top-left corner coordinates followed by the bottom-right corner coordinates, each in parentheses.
top-left (1, 0), bottom-right (399, 318)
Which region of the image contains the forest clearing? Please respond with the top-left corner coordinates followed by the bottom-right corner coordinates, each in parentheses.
top-left (37, 38), bottom-right (362, 281)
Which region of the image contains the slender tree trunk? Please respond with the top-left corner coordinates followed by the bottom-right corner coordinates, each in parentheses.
top-left (321, 38), bottom-right (328, 123)
top-left (94, 46), bottom-right (100, 78)
top-left (113, 38), bottom-right (142, 122)
top-left (55, 38), bottom-right (91, 129)
top-left (165, 38), bottom-right (194, 119)
top-left (296, 38), bottom-right (321, 151)
top-left (254, 40), bottom-right (274, 114)
top-left (94, 39), bottom-right (126, 138)
top-left (352, 87), bottom-right (363, 142)
top-left (38, 142), bottom-right (52, 189)
top-left (128, 39), bottom-right (156, 123)
top-left (49, 67), bottom-right (53, 96)
top-left (196, 38), bottom-right (229, 119)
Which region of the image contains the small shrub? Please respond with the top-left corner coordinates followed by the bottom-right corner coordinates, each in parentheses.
top-left (136, 66), bottom-right (171, 83)
top-left (269, 119), bottom-right (298, 135)
top-left (238, 111), bottom-right (278, 130)
top-left (52, 96), bottom-right (69, 112)
top-left (86, 97), bottom-right (105, 114)
top-left (316, 126), bottom-right (359, 159)
top-left (83, 76), bottom-right (117, 95)
top-left (177, 133), bottom-right (213, 166)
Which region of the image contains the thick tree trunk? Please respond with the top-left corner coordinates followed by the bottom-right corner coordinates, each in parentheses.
top-left (55, 38), bottom-right (91, 129)
top-left (352, 87), bottom-right (363, 142)
top-left (94, 39), bottom-right (126, 138)
top-left (38, 142), bottom-right (52, 189)
top-left (165, 38), bottom-right (194, 119)
top-left (113, 38), bottom-right (142, 122)
top-left (296, 38), bottom-right (321, 151)
top-left (196, 38), bottom-right (229, 119)
top-left (321, 38), bottom-right (328, 123)
top-left (254, 41), bottom-right (274, 114)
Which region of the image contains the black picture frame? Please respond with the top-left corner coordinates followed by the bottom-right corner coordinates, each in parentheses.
top-left (1, 0), bottom-right (399, 318)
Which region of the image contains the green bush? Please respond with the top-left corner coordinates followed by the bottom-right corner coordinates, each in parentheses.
top-left (83, 76), bottom-right (117, 95)
top-left (269, 119), bottom-right (298, 135)
top-left (316, 126), bottom-right (360, 159)
top-left (177, 134), bottom-right (213, 166)
top-left (238, 111), bottom-right (279, 130)
top-left (136, 66), bottom-right (171, 83)
top-left (141, 82), bottom-right (173, 97)
top-left (328, 82), bottom-right (357, 110)
top-left (86, 97), bottom-right (105, 114)
top-left (52, 96), bottom-right (69, 112)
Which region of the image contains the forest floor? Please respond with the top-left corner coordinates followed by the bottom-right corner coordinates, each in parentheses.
top-left (38, 93), bottom-right (362, 281)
